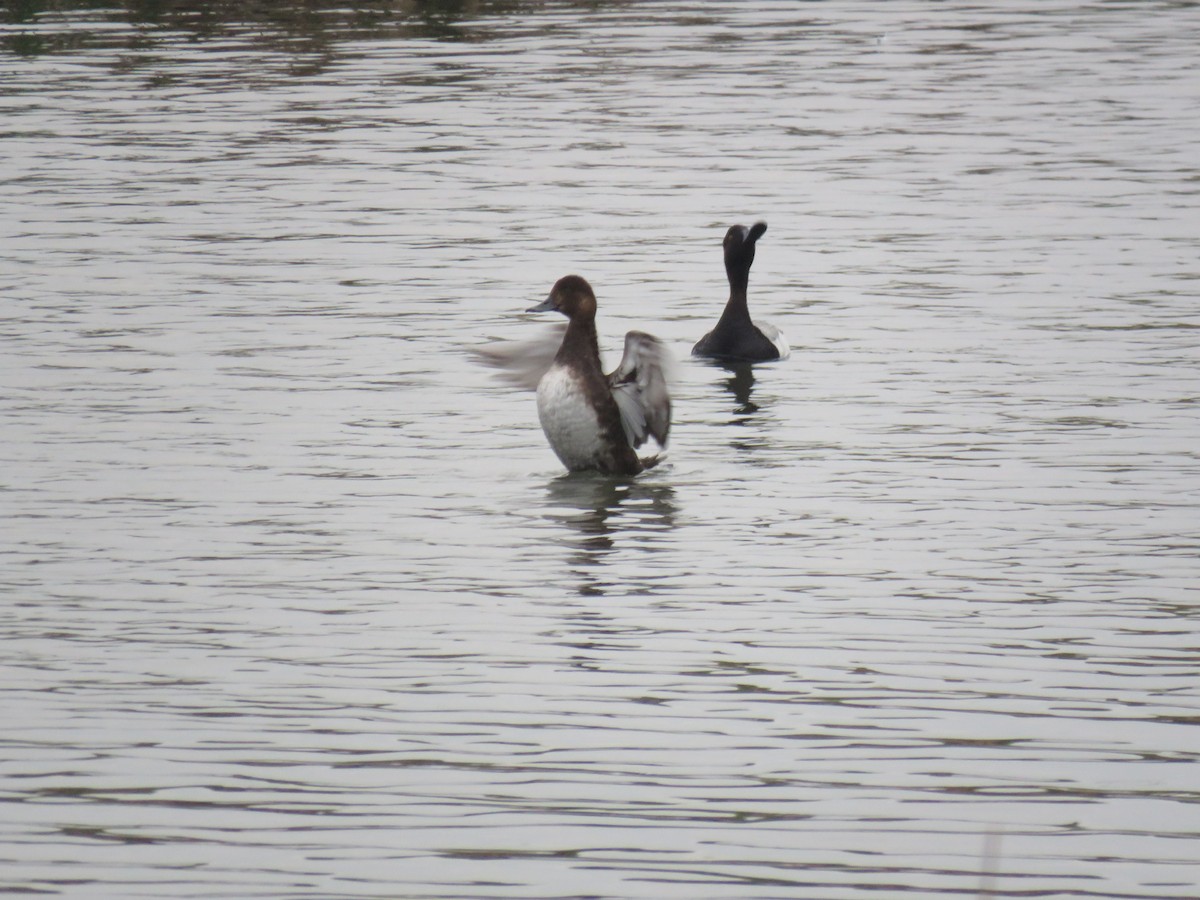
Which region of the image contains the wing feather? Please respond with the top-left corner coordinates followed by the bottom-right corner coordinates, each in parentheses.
top-left (473, 323), bottom-right (566, 390)
top-left (608, 330), bottom-right (672, 449)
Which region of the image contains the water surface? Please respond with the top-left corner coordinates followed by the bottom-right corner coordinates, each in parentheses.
top-left (2, 2), bottom-right (1199, 898)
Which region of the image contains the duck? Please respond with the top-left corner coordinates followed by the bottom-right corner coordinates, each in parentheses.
top-left (522, 275), bottom-right (671, 476)
top-left (692, 221), bottom-right (789, 362)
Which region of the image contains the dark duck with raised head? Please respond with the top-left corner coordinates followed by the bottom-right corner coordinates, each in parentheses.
top-left (692, 221), bottom-right (788, 363)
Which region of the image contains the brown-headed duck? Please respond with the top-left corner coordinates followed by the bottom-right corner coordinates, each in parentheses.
top-left (490, 275), bottom-right (670, 476)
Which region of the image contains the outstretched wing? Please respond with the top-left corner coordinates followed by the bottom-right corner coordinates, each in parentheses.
top-left (473, 323), bottom-right (566, 390)
top-left (608, 330), bottom-right (672, 449)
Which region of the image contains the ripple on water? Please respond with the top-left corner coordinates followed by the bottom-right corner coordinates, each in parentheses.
top-left (2, 2), bottom-right (1199, 898)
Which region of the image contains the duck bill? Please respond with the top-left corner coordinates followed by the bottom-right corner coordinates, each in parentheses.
top-left (526, 296), bottom-right (556, 313)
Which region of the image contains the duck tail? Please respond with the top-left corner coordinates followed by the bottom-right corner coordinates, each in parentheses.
top-left (638, 454), bottom-right (662, 472)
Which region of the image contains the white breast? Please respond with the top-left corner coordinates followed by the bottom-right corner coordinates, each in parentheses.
top-left (536, 366), bottom-right (606, 471)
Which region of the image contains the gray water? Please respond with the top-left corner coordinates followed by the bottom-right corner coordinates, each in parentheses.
top-left (2, 2), bottom-right (1199, 898)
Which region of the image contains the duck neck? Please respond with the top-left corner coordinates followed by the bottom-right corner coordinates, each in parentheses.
top-left (558, 313), bottom-right (601, 370)
top-left (719, 268), bottom-right (752, 327)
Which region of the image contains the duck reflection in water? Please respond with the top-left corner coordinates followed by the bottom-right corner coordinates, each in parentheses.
top-left (543, 472), bottom-right (678, 596)
top-left (721, 361), bottom-right (759, 417)
top-left (692, 358), bottom-right (778, 461)
top-left (694, 358), bottom-right (763, 423)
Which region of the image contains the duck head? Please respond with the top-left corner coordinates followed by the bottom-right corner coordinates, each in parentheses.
top-left (528, 274), bottom-right (597, 319)
top-left (723, 221), bottom-right (767, 279)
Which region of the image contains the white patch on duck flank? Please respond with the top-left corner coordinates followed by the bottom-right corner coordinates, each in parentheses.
top-left (755, 319), bottom-right (790, 359)
top-left (535, 364), bottom-right (606, 471)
